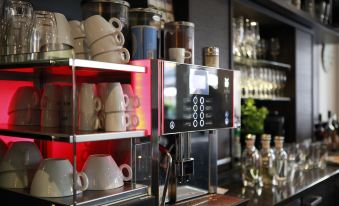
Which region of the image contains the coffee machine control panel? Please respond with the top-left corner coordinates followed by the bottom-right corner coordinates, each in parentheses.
top-left (162, 62), bottom-right (234, 134)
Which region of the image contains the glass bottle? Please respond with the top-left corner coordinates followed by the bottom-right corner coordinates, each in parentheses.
top-left (241, 134), bottom-right (262, 187)
top-left (273, 136), bottom-right (287, 186)
top-left (232, 127), bottom-right (241, 162)
top-left (260, 134), bottom-right (276, 186)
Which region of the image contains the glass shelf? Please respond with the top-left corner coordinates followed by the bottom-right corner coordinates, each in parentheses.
top-left (0, 183), bottom-right (148, 206)
top-left (241, 97), bottom-right (291, 101)
top-left (0, 58), bottom-right (145, 73)
top-left (0, 124), bottom-right (147, 143)
top-left (234, 56), bottom-right (291, 69)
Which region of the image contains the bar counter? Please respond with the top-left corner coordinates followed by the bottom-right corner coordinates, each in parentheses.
top-left (220, 165), bottom-right (339, 206)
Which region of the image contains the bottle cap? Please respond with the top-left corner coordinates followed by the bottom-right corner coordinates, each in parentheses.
top-left (245, 134), bottom-right (256, 141)
top-left (261, 134), bottom-right (271, 141)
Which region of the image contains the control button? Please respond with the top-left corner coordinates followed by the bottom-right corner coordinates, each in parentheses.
top-left (193, 112), bottom-right (198, 119)
top-left (200, 97), bottom-right (205, 104)
top-left (193, 96), bottom-right (198, 104)
top-left (193, 120), bottom-right (198, 127)
top-left (225, 111), bottom-right (229, 117)
top-left (200, 112), bottom-right (204, 119)
top-left (200, 120), bottom-right (205, 127)
top-left (170, 121), bottom-right (175, 129)
top-left (193, 105), bottom-right (198, 112)
top-left (200, 105), bottom-right (204, 111)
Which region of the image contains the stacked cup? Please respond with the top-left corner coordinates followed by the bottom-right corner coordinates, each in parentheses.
top-left (122, 84), bottom-right (140, 131)
top-left (8, 86), bottom-right (41, 126)
top-left (0, 141), bottom-right (42, 189)
top-left (41, 84), bottom-right (61, 128)
top-left (69, 20), bottom-right (89, 59)
top-left (82, 15), bottom-right (130, 64)
top-left (78, 83), bottom-right (102, 131)
top-left (98, 82), bottom-right (130, 132)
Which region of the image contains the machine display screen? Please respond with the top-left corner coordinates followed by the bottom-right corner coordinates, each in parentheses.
top-left (189, 69), bottom-right (209, 95)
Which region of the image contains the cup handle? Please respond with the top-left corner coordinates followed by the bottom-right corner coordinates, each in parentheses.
top-left (120, 48), bottom-right (130, 64)
top-left (184, 50), bottom-right (192, 59)
top-left (133, 95), bottom-right (140, 108)
top-left (98, 112), bottom-right (105, 129)
top-left (93, 115), bottom-right (101, 130)
top-left (125, 113), bottom-right (131, 127)
top-left (94, 97), bottom-right (102, 112)
top-left (113, 31), bottom-right (125, 46)
top-left (132, 114), bottom-right (139, 127)
top-left (76, 172), bottom-right (89, 192)
top-left (123, 94), bottom-right (129, 109)
top-left (119, 164), bottom-right (132, 181)
top-left (108, 17), bottom-right (123, 31)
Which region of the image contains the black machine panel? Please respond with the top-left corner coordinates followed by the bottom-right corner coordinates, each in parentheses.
top-left (162, 62), bottom-right (234, 134)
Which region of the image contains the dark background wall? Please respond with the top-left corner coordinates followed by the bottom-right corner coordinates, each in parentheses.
top-left (28, 0), bottom-right (82, 20)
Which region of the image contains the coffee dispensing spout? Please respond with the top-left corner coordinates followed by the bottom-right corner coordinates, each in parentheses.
top-left (175, 133), bottom-right (194, 183)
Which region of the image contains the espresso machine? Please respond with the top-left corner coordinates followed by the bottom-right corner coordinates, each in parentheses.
top-left (131, 60), bottom-right (239, 205)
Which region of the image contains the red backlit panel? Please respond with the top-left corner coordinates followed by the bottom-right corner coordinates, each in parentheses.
top-left (0, 80), bottom-right (34, 144)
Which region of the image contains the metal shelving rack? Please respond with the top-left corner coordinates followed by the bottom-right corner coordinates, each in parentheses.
top-left (234, 56), bottom-right (292, 70)
top-left (0, 58), bottom-right (150, 206)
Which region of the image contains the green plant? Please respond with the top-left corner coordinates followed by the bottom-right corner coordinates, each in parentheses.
top-left (241, 98), bottom-right (269, 135)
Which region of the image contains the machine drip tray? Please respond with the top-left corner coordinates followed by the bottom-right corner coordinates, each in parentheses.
top-left (159, 185), bottom-right (207, 203)
top-left (172, 194), bottom-right (248, 206)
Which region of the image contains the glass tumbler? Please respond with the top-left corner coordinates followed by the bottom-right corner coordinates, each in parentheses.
top-left (4, 0), bottom-right (33, 56)
top-left (30, 11), bottom-right (58, 54)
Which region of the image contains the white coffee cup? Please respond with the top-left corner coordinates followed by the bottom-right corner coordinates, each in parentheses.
top-left (79, 112), bottom-right (101, 131)
top-left (30, 158), bottom-right (88, 197)
top-left (102, 82), bottom-right (129, 112)
top-left (82, 154), bottom-right (132, 190)
top-left (79, 83), bottom-right (102, 113)
top-left (69, 20), bottom-right (85, 39)
top-left (90, 32), bottom-right (124, 56)
top-left (73, 37), bottom-right (86, 53)
top-left (54, 12), bottom-right (74, 47)
top-left (0, 170), bottom-right (28, 188)
top-left (0, 141), bottom-right (42, 172)
top-left (126, 111), bottom-right (139, 131)
top-left (41, 109), bottom-right (59, 128)
top-left (93, 48), bottom-right (130, 64)
top-left (8, 109), bottom-right (40, 126)
top-left (60, 86), bottom-right (73, 111)
top-left (41, 84), bottom-right (61, 110)
top-left (169, 48), bottom-right (192, 63)
top-left (8, 86), bottom-right (40, 113)
top-left (82, 15), bottom-right (122, 46)
top-left (121, 84), bottom-right (140, 111)
top-left (105, 112), bottom-right (130, 132)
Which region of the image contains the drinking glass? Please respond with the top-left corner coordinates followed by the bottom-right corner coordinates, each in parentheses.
top-left (3, 0), bottom-right (33, 56)
top-left (233, 16), bottom-right (244, 57)
top-left (251, 21), bottom-right (260, 59)
top-left (30, 11), bottom-right (58, 54)
top-left (269, 38), bottom-right (280, 60)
